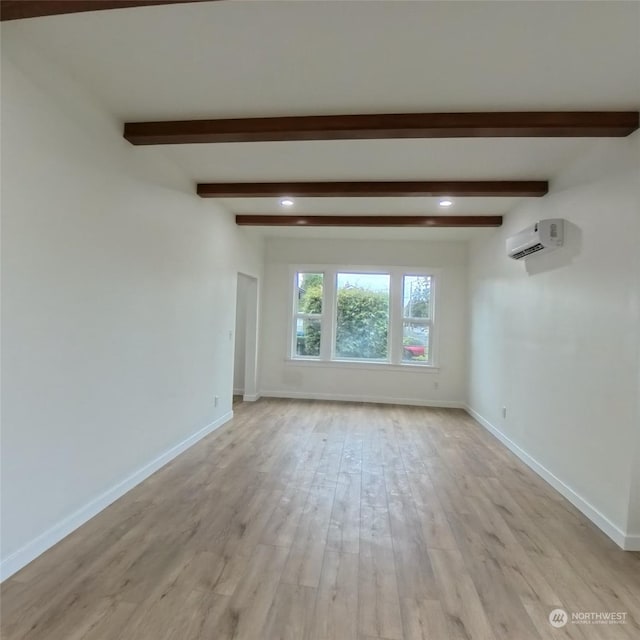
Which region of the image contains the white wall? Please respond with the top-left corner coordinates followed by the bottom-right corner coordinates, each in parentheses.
top-left (629, 447), bottom-right (640, 538)
top-left (233, 275), bottom-right (250, 394)
top-left (467, 132), bottom-right (640, 547)
top-left (628, 337), bottom-right (640, 537)
top-left (0, 33), bottom-right (263, 577)
top-left (260, 238), bottom-right (468, 406)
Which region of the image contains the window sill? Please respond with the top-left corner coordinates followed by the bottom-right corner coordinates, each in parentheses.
top-left (285, 358), bottom-right (440, 373)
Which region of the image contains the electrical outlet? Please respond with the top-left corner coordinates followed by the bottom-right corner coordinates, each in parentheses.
top-left (214, 396), bottom-right (219, 407)
top-left (502, 406), bottom-right (507, 419)
top-left (433, 381), bottom-right (439, 390)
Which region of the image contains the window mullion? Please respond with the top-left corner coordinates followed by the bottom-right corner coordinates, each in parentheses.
top-left (389, 271), bottom-right (403, 365)
top-left (291, 270), bottom-right (299, 358)
top-left (427, 319), bottom-right (434, 365)
top-left (321, 269), bottom-right (335, 361)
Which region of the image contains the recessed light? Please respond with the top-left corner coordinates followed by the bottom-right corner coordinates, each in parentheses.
top-left (280, 197), bottom-right (295, 207)
top-left (439, 199), bottom-right (453, 207)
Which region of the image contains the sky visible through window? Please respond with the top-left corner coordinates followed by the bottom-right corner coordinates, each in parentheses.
top-left (336, 273), bottom-right (389, 292)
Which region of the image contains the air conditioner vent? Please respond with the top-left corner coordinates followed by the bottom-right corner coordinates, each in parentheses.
top-left (511, 243), bottom-right (545, 260)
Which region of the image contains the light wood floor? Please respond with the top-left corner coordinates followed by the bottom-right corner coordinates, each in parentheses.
top-left (2, 399), bottom-right (639, 640)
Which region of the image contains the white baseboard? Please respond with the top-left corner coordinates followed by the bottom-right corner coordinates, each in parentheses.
top-left (260, 390), bottom-right (463, 409)
top-left (464, 405), bottom-right (633, 551)
top-left (233, 388), bottom-right (244, 396)
top-left (0, 411), bottom-right (234, 582)
top-left (623, 534), bottom-right (640, 551)
top-left (243, 393), bottom-right (261, 402)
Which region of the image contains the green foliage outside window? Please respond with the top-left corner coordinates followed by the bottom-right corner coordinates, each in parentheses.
top-left (335, 287), bottom-right (389, 359)
top-left (299, 277), bottom-right (323, 355)
top-left (299, 283), bottom-right (389, 359)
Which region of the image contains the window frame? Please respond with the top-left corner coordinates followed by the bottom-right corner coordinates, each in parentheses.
top-left (291, 271), bottom-right (325, 360)
top-left (400, 273), bottom-right (435, 365)
top-left (332, 270), bottom-right (391, 363)
top-left (289, 265), bottom-right (439, 370)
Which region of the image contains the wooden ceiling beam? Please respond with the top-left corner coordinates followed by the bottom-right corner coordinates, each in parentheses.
top-left (0, 0), bottom-right (213, 21)
top-left (124, 112), bottom-right (639, 144)
top-left (197, 181), bottom-right (548, 198)
top-left (235, 215), bottom-right (503, 228)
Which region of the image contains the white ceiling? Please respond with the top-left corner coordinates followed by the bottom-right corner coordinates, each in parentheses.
top-left (8, 1), bottom-right (639, 118)
top-left (243, 226), bottom-right (496, 242)
top-left (166, 138), bottom-right (597, 182)
top-left (218, 196), bottom-right (520, 216)
top-left (4, 0), bottom-right (640, 240)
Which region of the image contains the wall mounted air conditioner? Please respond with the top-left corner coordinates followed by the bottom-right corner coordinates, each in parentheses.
top-left (506, 219), bottom-right (564, 260)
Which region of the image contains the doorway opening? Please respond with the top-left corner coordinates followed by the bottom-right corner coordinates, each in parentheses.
top-left (232, 273), bottom-right (258, 405)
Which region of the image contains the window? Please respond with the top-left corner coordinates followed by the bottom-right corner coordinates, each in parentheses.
top-left (293, 272), bottom-right (323, 358)
top-left (402, 275), bottom-right (432, 363)
top-left (335, 273), bottom-right (390, 360)
top-left (291, 267), bottom-right (436, 367)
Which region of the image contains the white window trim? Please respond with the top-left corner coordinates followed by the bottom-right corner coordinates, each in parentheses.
top-left (291, 269), bottom-right (325, 360)
top-left (289, 265), bottom-right (440, 370)
top-left (283, 358), bottom-right (440, 373)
